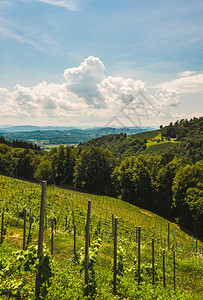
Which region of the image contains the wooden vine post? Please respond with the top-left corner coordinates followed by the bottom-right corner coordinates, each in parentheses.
top-left (23, 208), bottom-right (27, 250)
top-left (27, 216), bottom-right (33, 249)
top-left (35, 181), bottom-right (47, 298)
top-left (163, 249), bottom-right (166, 288)
top-left (72, 210), bottom-right (76, 258)
top-left (136, 226), bottom-right (138, 243)
top-left (173, 250), bottom-right (176, 291)
top-left (74, 224), bottom-right (76, 258)
top-left (196, 238), bottom-right (197, 253)
top-left (113, 217), bottom-right (118, 294)
top-left (112, 213), bottom-right (115, 236)
top-left (72, 210), bottom-right (75, 227)
top-left (168, 223), bottom-right (170, 250)
top-left (51, 218), bottom-right (54, 256)
top-left (0, 212), bottom-right (4, 244)
top-left (84, 200), bottom-right (91, 297)
top-left (152, 237), bottom-right (155, 285)
top-left (138, 226), bottom-right (141, 284)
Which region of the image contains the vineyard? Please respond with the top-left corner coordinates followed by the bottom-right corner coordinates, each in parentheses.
top-left (0, 175), bottom-right (203, 299)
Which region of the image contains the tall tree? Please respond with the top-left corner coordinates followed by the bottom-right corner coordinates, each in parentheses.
top-left (172, 162), bottom-right (203, 234)
top-left (74, 146), bottom-right (116, 194)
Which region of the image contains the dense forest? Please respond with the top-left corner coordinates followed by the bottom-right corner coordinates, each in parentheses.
top-left (0, 136), bottom-right (41, 150)
top-left (78, 132), bottom-right (147, 158)
top-left (0, 117), bottom-right (202, 236)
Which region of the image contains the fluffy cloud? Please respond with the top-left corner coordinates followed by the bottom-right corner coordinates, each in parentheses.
top-left (154, 88), bottom-right (180, 109)
top-left (159, 72), bottom-right (203, 93)
top-left (0, 56), bottom-right (182, 124)
top-left (0, 82), bottom-right (75, 119)
top-left (98, 76), bottom-right (145, 104)
top-left (64, 56), bottom-right (105, 108)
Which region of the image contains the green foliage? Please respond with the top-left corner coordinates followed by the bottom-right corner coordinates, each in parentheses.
top-left (0, 175), bottom-right (203, 299)
top-left (74, 146), bottom-right (117, 194)
top-left (113, 155), bottom-right (153, 209)
top-left (160, 117), bottom-right (203, 163)
top-left (161, 117), bottom-right (203, 141)
top-left (0, 244), bottom-right (53, 299)
top-left (172, 162), bottom-right (203, 235)
top-left (79, 238), bottom-right (102, 298)
top-left (0, 136), bottom-right (41, 150)
top-left (79, 132), bottom-right (146, 158)
top-left (116, 246), bottom-right (126, 283)
top-left (34, 145), bottom-right (76, 186)
top-left (0, 144), bottom-right (42, 179)
top-left (46, 260), bottom-right (83, 299)
top-left (153, 158), bottom-right (185, 217)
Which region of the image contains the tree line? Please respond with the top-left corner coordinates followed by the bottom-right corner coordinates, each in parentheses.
top-left (0, 136), bottom-right (41, 151)
top-left (0, 117), bottom-right (202, 237)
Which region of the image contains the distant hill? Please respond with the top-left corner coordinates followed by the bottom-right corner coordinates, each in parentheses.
top-left (0, 125), bottom-right (78, 132)
top-left (0, 126), bottom-right (157, 147)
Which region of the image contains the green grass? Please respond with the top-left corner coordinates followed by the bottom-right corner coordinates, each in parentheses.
top-left (144, 142), bottom-right (177, 153)
top-left (132, 130), bottom-right (160, 141)
top-left (0, 175), bottom-right (202, 299)
top-left (131, 130), bottom-right (179, 154)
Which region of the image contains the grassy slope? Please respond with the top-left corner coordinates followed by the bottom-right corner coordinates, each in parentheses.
top-left (143, 142), bottom-right (177, 153)
top-left (132, 130), bottom-right (179, 153)
top-left (132, 130), bottom-right (160, 140)
top-left (0, 175), bottom-right (203, 299)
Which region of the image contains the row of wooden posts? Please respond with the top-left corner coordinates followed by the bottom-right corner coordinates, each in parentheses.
top-left (0, 181), bottom-right (201, 297)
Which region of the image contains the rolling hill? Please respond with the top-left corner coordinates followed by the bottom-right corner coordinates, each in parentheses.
top-left (0, 126), bottom-right (157, 148)
top-left (0, 175), bottom-right (202, 299)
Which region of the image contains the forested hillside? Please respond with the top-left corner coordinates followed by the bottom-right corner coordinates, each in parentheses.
top-left (160, 117), bottom-right (203, 163)
top-left (78, 132), bottom-right (147, 158)
top-left (0, 136), bottom-right (41, 150)
top-left (0, 117), bottom-right (202, 237)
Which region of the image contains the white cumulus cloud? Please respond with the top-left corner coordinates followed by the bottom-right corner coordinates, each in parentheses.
top-left (154, 88), bottom-right (180, 109)
top-left (64, 56), bottom-right (105, 108)
top-left (0, 56), bottom-right (183, 124)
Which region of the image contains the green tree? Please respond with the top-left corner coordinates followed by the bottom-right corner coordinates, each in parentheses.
top-left (113, 155), bottom-right (153, 209)
top-left (172, 162), bottom-right (203, 235)
top-left (34, 146), bottom-right (76, 186)
top-left (154, 158), bottom-right (185, 218)
top-left (34, 157), bottom-right (53, 182)
top-left (50, 146), bottom-right (76, 186)
top-left (12, 148), bottom-right (38, 180)
top-left (185, 185), bottom-right (203, 236)
top-left (74, 146), bottom-right (116, 194)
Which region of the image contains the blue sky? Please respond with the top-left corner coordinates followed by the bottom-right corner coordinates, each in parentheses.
top-left (0, 0), bottom-right (202, 127)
